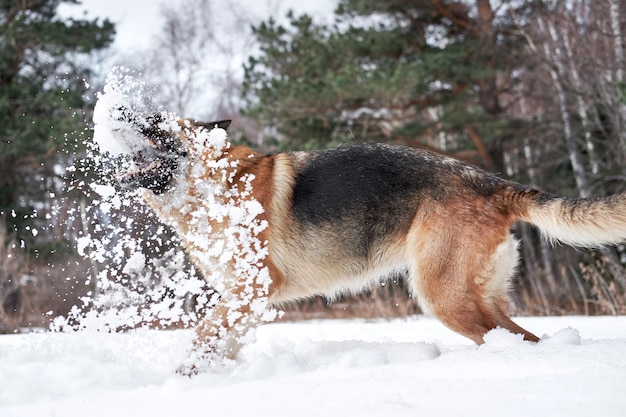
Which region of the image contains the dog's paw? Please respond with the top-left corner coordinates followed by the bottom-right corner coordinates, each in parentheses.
top-left (176, 362), bottom-right (200, 378)
top-left (175, 346), bottom-right (236, 377)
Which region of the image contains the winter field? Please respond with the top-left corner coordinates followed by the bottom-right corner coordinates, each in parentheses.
top-left (1, 315), bottom-right (625, 417)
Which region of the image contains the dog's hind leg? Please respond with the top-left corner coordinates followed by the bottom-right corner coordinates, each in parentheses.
top-left (480, 235), bottom-right (539, 342)
top-left (473, 233), bottom-right (540, 342)
top-left (494, 309), bottom-right (539, 342)
top-left (410, 258), bottom-right (499, 345)
top-left (407, 216), bottom-right (538, 344)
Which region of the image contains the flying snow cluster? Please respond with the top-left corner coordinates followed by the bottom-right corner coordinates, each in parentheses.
top-left (53, 68), bottom-right (276, 350)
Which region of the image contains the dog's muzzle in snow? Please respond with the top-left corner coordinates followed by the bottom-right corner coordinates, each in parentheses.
top-left (112, 108), bottom-right (187, 194)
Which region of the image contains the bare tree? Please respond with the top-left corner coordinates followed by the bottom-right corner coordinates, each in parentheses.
top-left (116, 0), bottom-right (261, 122)
top-left (508, 0), bottom-right (626, 313)
top-left (147, 0), bottom-right (216, 115)
top-left (0, 219), bottom-right (26, 333)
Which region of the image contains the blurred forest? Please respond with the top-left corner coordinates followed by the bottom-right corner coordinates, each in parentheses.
top-left (2, 0), bottom-right (626, 333)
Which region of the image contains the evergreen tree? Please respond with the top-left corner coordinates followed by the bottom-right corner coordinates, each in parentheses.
top-left (0, 0), bottom-right (114, 245)
top-left (242, 0), bottom-right (529, 167)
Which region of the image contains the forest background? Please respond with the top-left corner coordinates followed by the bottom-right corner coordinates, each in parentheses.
top-left (2, 0), bottom-right (626, 333)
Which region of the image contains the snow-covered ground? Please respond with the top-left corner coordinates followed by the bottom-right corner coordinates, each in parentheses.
top-left (1, 315), bottom-right (625, 417)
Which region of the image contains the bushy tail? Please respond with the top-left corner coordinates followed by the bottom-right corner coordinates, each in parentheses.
top-left (516, 189), bottom-right (626, 247)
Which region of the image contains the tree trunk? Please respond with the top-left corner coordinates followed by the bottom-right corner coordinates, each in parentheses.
top-left (523, 136), bottom-right (558, 294)
top-left (475, 0), bottom-right (501, 115)
top-left (539, 16), bottom-right (592, 198)
top-left (609, 0), bottom-right (624, 83)
top-left (561, 25), bottom-right (601, 174)
top-left (609, 0), bottom-right (626, 152)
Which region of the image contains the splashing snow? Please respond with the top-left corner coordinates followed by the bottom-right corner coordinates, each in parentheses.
top-left (92, 67), bottom-right (148, 156)
top-left (55, 67), bottom-right (277, 371)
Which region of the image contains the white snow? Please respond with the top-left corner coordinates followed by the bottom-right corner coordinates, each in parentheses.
top-left (2, 315), bottom-right (626, 417)
top-left (122, 251), bottom-right (146, 275)
top-left (92, 87), bottom-right (134, 156)
top-left (91, 67), bottom-right (159, 157)
top-left (89, 183), bottom-right (117, 198)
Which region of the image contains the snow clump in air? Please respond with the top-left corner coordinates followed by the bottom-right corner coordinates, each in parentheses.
top-left (92, 70), bottom-right (142, 156)
top-left (52, 66), bottom-right (276, 337)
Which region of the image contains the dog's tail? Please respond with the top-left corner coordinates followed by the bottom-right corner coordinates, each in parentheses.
top-left (512, 186), bottom-right (626, 247)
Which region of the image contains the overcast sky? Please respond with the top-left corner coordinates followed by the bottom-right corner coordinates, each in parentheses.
top-left (59, 0), bottom-right (336, 51)
top-left (57, 0), bottom-right (336, 119)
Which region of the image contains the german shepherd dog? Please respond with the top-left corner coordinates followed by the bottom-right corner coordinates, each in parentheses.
top-left (96, 106), bottom-right (626, 373)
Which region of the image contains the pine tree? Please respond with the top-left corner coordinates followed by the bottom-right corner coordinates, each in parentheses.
top-left (242, 0), bottom-right (529, 167)
top-left (0, 0), bottom-right (114, 245)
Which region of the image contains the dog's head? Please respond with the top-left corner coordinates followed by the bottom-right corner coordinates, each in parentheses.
top-left (94, 106), bottom-right (231, 194)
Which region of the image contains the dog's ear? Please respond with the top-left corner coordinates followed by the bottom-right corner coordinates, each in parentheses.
top-left (195, 119), bottom-right (232, 131)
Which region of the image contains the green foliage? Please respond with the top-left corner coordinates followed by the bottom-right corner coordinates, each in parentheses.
top-left (0, 0), bottom-right (114, 245)
top-left (242, 0), bottom-right (529, 155)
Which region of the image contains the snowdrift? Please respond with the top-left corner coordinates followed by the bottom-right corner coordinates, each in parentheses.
top-left (2, 315), bottom-right (626, 417)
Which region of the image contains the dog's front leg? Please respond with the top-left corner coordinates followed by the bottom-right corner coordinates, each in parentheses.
top-left (178, 271), bottom-right (273, 375)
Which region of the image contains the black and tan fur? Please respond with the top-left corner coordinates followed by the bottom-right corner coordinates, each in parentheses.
top-left (106, 110), bottom-right (626, 369)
